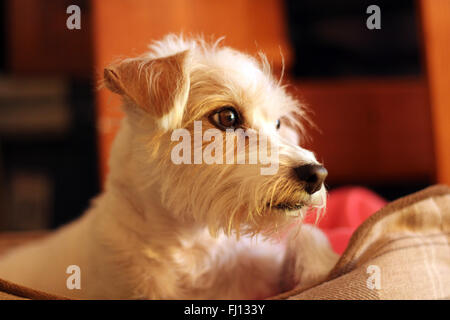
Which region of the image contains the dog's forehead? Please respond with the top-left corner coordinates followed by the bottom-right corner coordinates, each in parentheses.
top-left (194, 48), bottom-right (291, 124)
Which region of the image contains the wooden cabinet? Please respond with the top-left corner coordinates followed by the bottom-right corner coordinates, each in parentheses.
top-left (6, 0), bottom-right (92, 79)
top-left (294, 78), bottom-right (433, 184)
top-left (421, 0), bottom-right (450, 185)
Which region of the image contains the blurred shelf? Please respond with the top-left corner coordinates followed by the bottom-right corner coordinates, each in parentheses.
top-left (0, 77), bottom-right (71, 137)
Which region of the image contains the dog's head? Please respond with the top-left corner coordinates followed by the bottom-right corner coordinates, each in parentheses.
top-left (103, 35), bottom-right (327, 236)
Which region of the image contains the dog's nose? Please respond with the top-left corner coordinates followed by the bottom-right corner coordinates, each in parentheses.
top-left (294, 164), bottom-right (328, 195)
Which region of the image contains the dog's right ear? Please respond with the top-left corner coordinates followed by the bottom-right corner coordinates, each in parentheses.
top-left (103, 50), bottom-right (190, 128)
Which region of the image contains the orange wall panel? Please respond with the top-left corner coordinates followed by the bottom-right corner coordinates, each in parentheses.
top-left (421, 0), bottom-right (450, 185)
top-left (295, 78), bottom-right (433, 184)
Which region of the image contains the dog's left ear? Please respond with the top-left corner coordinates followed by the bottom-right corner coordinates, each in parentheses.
top-left (103, 50), bottom-right (191, 127)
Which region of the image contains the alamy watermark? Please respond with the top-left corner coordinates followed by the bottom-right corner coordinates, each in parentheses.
top-left (66, 5), bottom-right (81, 30)
top-left (66, 264), bottom-right (81, 290)
top-left (366, 264), bottom-right (381, 290)
top-left (366, 5), bottom-right (381, 30)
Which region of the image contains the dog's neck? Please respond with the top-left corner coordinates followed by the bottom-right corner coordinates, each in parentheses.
top-left (100, 118), bottom-right (200, 250)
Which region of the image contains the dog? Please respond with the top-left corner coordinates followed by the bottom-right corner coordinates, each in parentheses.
top-left (0, 35), bottom-right (338, 299)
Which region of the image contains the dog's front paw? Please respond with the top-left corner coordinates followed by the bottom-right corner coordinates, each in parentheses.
top-left (280, 224), bottom-right (339, 292)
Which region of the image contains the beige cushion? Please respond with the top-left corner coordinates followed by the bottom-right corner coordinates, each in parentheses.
top-left (273, 184), bottom-right (450, 300)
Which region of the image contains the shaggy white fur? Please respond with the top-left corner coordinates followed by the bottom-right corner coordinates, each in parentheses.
top-left (0, 35), bottom-right (338, 299)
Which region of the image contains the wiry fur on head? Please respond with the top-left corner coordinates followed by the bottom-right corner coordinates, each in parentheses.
top-left (103, 34), bottom-right (326, 238)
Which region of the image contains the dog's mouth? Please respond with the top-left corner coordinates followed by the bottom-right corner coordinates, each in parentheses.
top-left (268, 202), bottom-right (305, 211)
top-left (265, 190), bottom-right (325, 218)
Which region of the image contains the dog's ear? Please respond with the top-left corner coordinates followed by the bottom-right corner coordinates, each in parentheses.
top-left (103, 50), bottom-right (190, 124)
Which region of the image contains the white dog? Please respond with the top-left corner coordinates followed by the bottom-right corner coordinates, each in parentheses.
top-left (0, 35), bottom-right (338, 299)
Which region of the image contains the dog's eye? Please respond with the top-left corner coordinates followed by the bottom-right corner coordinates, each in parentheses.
top-left (276, 119), bottom-right (281, 130)
top-left (210, 107), bottom-right (240, 130)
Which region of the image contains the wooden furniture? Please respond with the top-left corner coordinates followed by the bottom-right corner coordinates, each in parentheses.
top-left (7, 0), bottom-right (92, 79)
top-left (297, 77), bottom-right (433, 184)
top-left (420, 0), bottom-right (450, 185)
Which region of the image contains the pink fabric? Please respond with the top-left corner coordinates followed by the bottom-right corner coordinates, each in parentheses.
top-left (305, 187), bottom-right (387, 254)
